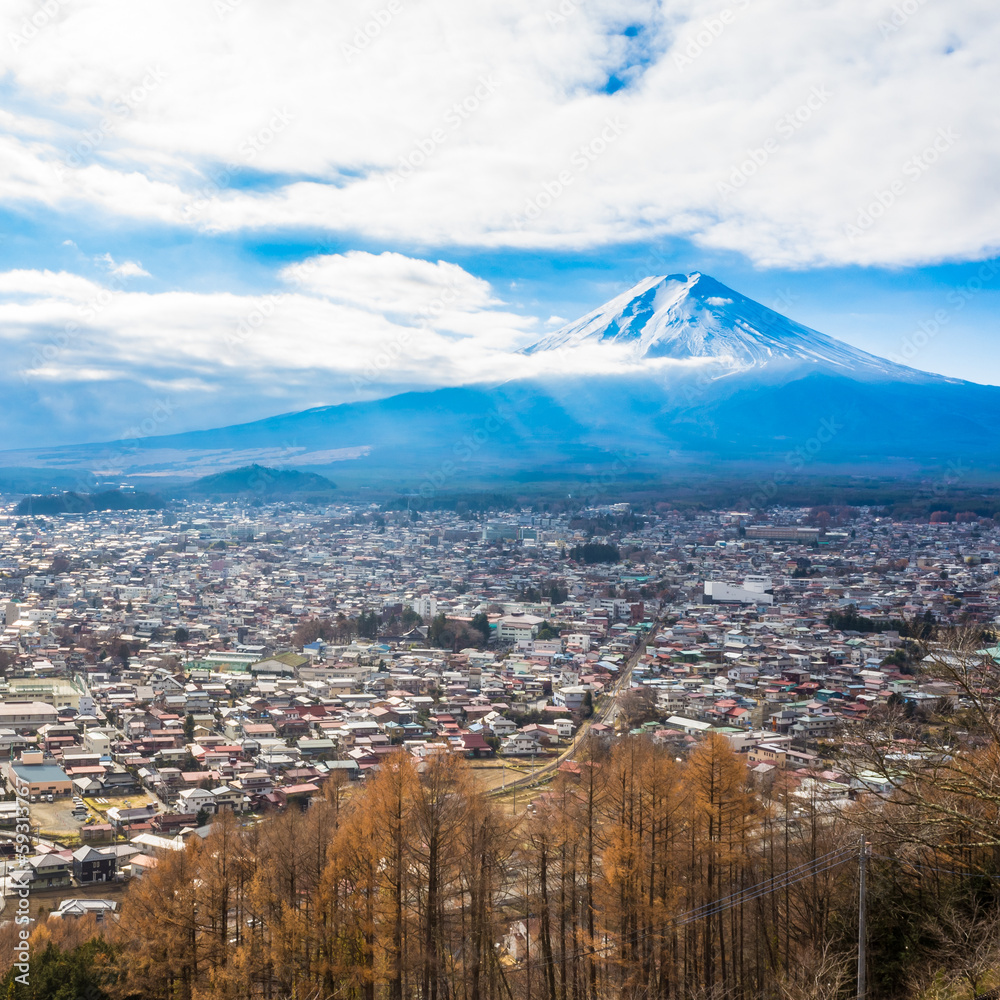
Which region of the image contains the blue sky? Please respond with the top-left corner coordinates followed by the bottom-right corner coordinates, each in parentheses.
top-left (0, 0), bottom-right (997, 448)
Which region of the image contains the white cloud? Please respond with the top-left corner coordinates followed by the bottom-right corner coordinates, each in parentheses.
top-left (282, 251), bottom-right (498, 317)
top-left (0, 268), bottom-right (99, 302)
top-left (114, 260), bottom-right (150, 278)
top-left (96, 253), bottom-right (151, 278)
top-left (0, 252), bottom-right (546, 443)
top-left (0, 0), bottom-right (995, 267)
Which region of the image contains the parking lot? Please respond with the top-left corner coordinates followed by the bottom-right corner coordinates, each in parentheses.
top-left (28, 790), bottom-right (157, 838)
top-left (29, 795), bottom-right (95, 838)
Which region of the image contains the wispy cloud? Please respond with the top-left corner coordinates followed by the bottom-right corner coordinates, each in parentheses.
top-left (96, 253), bottom-right (151, 278)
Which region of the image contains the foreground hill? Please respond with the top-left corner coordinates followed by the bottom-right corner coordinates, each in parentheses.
top-left (184, 464), bottom-right (337, 497)
top-left (15, 489), bottom-right (165, 515)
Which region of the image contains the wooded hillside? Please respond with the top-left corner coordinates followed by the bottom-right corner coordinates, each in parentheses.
top-left (4, 726), bottom-right (1000, 1000)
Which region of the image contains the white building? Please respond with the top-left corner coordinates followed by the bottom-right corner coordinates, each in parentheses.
top-left (0, 701), bottom-right (59, 730)
top-left (177, 787), bottom-right (217, 815)
top-left (410, 596), bottom-right (437, 619)
top-left (665, 716), bottom-right (713, 736)
top-left (83, 730), bottom-right (111, 755)
top-left (496, 613), bottom-right (544, 645)
top-left (500, 733), bottom-right (543, 756)
top-left (703, 576), bottom-right (774, 605)
top-left (553, 685), bottom-right (593, 711)
top-left (486, 715), bottom-right (517, 737)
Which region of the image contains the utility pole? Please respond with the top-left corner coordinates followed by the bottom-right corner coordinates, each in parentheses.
top-left (858, 835), bottom-right (869, 1000)
top-left (525, 865), bottom-right (531, 1000)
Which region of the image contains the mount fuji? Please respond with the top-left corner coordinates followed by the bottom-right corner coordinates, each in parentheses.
top-left (3, 273), bottom-right (998, 494)
top-left (524, 272), bottom-right (944, 383)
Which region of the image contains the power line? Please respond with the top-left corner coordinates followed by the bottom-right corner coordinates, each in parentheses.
top-left (872, 854), bottom-right (1000, 880)
top-left (672, 845), bottom-right (855, 924)
top-left (515, 847), bottom-right (858, 975)
top-left (675, 854), bottom-right (855, 929)
top-left (536, 854), bottom-right (855, 971)
top-left (519, 847), bottom-right (987, 980)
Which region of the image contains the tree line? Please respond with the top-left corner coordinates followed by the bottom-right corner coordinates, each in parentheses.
top-left (6, 695), bottom-right (1000, 1000)
top-left (824, 604), bottom-right (937, 639)
top-left (568, 544), bottom-right (620, 565)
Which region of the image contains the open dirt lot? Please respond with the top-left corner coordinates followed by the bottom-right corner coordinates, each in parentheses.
top-left (82, 792), bottom-right (157, 817)
top-left (467, 756), bottom-right (554, 793)
top-left (29, 791), bottom-right (158, 840)
top-left (28, 797), bottom-right (93, 839)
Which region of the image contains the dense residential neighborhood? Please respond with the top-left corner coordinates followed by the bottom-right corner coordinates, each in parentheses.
top-left (0, 498), bottom-right (997, 903)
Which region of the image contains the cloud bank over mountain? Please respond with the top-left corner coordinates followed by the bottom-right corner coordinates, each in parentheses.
top-left (0, 251), bottom-right (539, 445)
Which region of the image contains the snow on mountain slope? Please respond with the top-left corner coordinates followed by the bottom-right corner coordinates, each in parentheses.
top-left (523, 272), bottom-right (948, 383)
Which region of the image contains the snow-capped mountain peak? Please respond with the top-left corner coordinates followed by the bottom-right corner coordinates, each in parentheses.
top-left (523, 272), bottom-right (940, 382)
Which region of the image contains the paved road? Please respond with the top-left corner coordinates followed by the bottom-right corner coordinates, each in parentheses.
top-left (489, 625), bottom-right (654, 797)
